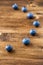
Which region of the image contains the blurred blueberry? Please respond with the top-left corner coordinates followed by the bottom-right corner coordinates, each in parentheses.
top-left (33, 21), bottom-right (40, 27)
top-left (5, 45), bottom-right (13, 52)
top-left (29, 29), bottom-right (36, 36)
top-left (21, 6), bottom-right (27, 12)
top-left (12, 3), bottom-right (18, 10)
top-left (27, 13), bottom-right (34, 19)
top-left (22, 38), bottom-right (30, 45)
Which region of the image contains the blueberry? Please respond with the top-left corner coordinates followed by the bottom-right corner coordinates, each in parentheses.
top-left (27, 13), bottom-right (34, 19)
top-left (33, 21), bottom-right (40, 27)
top-left (22, 38), bottom-right (30, 45)
top-left (22, 6), bottom-right (27, 12)
top-left (29, 29), bottom-right (36, 36)
top-left (5, 45), bottom-right (13, 52)
top-left (12, 3), bottom-right (18, 10)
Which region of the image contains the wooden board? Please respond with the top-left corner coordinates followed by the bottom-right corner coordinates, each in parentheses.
top-left (0, 0), bottom-right (43, 65)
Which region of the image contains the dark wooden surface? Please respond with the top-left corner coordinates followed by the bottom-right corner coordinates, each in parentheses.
top-left (0, 0), bottom-right (43, 65)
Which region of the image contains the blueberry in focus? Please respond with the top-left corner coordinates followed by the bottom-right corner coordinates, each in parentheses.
top-left (33, 21), bottom-right (40, 27)
top-left (22, 38), bottom-right (30, 45)
top-left (12, 3), bottom-right (18, 10)
top-left (5, 45), bottom-right (13, 52)
top-left (29, 29), bottom-right (36, 36)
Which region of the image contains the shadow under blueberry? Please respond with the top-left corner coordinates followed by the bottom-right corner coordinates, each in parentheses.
top-left (36, 33), bottom-right (43, 38)
top-left (24, 43), bottom-right (33, 48)
top-left (7, 49), bottom-right (15, 54)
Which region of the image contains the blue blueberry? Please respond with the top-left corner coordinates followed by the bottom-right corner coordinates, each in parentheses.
top-left (22, 38), bottom-right (30, 45)
top-left (12, 3), bottom-right (18, 10)
top-left (33, 21), bottom-right (40, 27)
top-left (27, 13), bottom-right (34, 19)
top-left (29, 29), bottom-right (36, 36)
top-left (21, 6), bottom-right (27, 12)
top-left (5, 45), bottom-right (13, 52)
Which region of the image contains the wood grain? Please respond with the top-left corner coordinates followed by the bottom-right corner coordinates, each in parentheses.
top-left (0, 0), bottom-right (43, 65)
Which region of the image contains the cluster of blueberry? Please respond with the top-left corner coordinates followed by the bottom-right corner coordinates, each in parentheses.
top-left (12, 3), bottom-right (27, 12)
top-left (5, 3), bottom-right (40, 52)
top-left (22, 21), bottom-right (40, 45)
